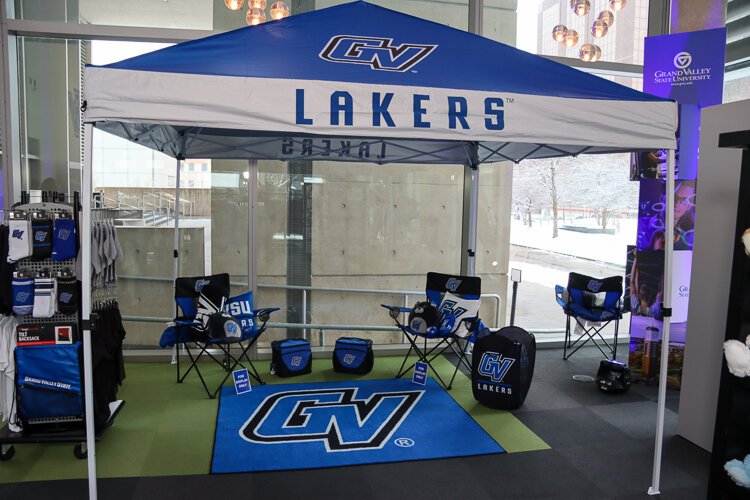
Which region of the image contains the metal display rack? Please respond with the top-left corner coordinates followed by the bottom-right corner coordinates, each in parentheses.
top-left (0, 192), bottom-right (125, 461)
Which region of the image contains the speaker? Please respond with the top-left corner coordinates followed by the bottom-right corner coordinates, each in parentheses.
top-left (596, 359), bottom-right (631, 393)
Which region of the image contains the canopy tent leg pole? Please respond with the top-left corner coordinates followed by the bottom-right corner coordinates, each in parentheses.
top-left (82, 123), bottom-right (98, 500)
top-left (648, 148), bottom-right (675, 496)
top-left (171, 157), bottom-right (182, 365)
top-left (173, 157), bottom-right (182, 285)
top-left (466, 162), bottom-right (479, 276)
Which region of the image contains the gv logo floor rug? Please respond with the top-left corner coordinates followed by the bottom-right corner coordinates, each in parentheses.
top-left (211, 378), bottom-right (504, 473)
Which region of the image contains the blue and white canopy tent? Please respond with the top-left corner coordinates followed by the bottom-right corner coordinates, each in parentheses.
top-left (80, 2), bottom-right (678, 498)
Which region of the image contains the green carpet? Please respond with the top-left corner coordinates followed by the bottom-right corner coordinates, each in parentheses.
top-left (0, 356), bottom-right (548, 483)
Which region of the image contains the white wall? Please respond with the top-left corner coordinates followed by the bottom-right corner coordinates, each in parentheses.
top-left (677, 98), bottom-right (750, 451)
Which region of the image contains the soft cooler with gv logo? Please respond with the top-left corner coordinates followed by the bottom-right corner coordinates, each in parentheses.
top-left (332, 337), bottom-right (373, 374)
top-left (270, 338), bottom-right (312, 377)
top-left (472, 326), bottom-right (536, 410)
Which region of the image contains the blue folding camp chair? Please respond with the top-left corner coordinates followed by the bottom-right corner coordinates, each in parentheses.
top-left (382, 272), bottom-right (484, 390)
top-left (555, 272), bottom-right (623, 360)
top-left (161, 273), bottom-right (278, 398)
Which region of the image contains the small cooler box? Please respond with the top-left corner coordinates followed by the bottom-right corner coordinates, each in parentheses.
top-left (15, 343), bottom-right (84, 427)
top-left (333, 337), bottom-right (374, 374)
top-left (270, 338), bottom-right (312, 377)
top-left (471, 326), bottom-right (536, 410)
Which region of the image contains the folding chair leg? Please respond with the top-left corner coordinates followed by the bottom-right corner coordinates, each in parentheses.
top-left (247, 359), bottom-right (265, 386)
top-left (395, 338), bottom-right (417, 379)
top-left (210, 345), bottom-right (247, 398)
top-left (446, 338), bottom-right (471, 390)
top-left (176, 341), bottom-right (181, 382)
top-left (395, 334), bottom-right (454, 389)
top-left (236, 337), bottom-right (266, 385)
top-left (613, 319), bottom-right (619, 360)
top-left (564, 318), bottom-right (619, 360)
top-left (183, 344), bottom-right (213, 398)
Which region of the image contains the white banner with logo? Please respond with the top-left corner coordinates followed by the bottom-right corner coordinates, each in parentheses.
top-left (670, 250), bottom-right (692, 324)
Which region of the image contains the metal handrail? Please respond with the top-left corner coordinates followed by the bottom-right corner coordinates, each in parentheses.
top-left (158, 191), bottom-right (194, 217)
top-left (97, 194), bottom-right (140, 212)
top-left (118, 275), bottom-right (503, 343)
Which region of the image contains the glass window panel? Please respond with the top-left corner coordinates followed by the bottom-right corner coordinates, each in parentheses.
top-left (256, 162), bottom-right (464, 348)
top-left (507, 72), bottom-right (642, 331)
top-left (510, 153), bottom-right (638, 331)
top-left (483, 1), bottom-right (518, 45)
top-left (11, 0), bottom-right (471, 30)
top-left (518, 0), bottom-right (650, 65)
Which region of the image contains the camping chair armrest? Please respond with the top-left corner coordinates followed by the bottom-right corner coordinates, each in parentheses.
top-left (555, 285), bottom-right (569, 309)
top-left (253, 307), bottom-right (280, 325)
top-left (380, 304), bottom-right (412, 313)
top-left (458, 316), bottom-right (480, 331)
top-left (381, 304), bottom-right (412, 322)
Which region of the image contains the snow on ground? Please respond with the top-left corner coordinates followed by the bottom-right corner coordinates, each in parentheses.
top-left (510, 217), bottom-right (637, 268)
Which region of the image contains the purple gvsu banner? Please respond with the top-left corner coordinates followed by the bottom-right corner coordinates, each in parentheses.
top-left (643, 27), bottom-right (726, 107)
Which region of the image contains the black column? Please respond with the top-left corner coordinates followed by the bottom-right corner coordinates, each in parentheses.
top-left (285, 0), bottom-right (316, 339)
top-left (286, 160), bottom-right (312, 338)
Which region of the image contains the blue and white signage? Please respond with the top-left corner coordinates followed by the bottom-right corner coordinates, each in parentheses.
top-left (412, 361), bottom-right (428, 386)
top-left (233, 369), bottom-right (252, 395)
top-left (644, 28), bottom-right (726, 106)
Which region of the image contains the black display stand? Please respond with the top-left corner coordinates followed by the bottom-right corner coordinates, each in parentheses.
top-left (709, 130), bottom-right (750, 498)
top-left (0, 192), bottom-right (125, 461)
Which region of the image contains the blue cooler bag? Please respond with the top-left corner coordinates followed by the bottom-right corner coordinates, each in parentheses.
top-left (15, 343), bottom-right (84, 426)
top-left (271, 338), bottom-right (312, 377)
top-left (333, 337), bottom-right (373, 374)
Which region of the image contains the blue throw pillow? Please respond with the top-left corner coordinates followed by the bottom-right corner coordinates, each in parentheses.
top-left (224, 291), bottom-right (255, 335)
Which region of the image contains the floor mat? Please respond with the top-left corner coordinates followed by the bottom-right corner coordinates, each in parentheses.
top-left (211, 377), bottom-right (504, 473)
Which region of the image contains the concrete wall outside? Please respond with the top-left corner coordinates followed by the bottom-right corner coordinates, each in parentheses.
top-left (205, 159), bottom-right (512, 348)
top-left (116, 226), bottom-right (205, 346)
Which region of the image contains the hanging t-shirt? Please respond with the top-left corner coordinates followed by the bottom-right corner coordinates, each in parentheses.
top-left (0, 316), bottom-right (19, 431)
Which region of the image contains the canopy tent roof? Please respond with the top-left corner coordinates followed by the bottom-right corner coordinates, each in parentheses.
top-left (83, 1), bottom-right (677, 164)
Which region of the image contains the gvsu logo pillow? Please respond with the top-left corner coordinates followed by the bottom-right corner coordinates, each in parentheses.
top-left (224, 292), bottom-right (255, 332)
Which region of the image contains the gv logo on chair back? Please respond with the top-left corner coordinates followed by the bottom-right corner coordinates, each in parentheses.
top-left (194, 279), bottom-right (210, 292)
top-left (240, 388), bottom-right (424, 451)
top-left (586, 279), bottom-right (603, 292)
top-left (445, 278), bottom-right (462, 292)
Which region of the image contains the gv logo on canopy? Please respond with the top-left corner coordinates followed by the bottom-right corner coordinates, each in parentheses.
top-left (320, 35), bottom-right (437, 72)
top-left (240, 387), bottom-right (423, 451)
